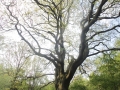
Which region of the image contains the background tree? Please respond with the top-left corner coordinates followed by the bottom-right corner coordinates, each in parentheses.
top-left (0, 64), bottom-right (12, 90)
top-left (89, 39), bottom-right (120, 90)
top-left (0, 0), bottom-right (120, 90)
top-left (2, 42), bottom-right (30, 90)
top-left (0, 40), bottom-right (53, 90)
top-left (89, 51), bottom-right (120, 90)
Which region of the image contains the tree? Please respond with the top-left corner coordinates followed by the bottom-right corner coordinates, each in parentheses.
top-left (0, 64), bottom-right (12, 90)
top-left (89, 51), bottom-right (120, 90)
top-left (89, 39), bottom-right (120, 90)
top-left (1, 0), bottom-right (120, 90)
top-left (2, 42), bottom-right (30, 90)
top-left (2, 41), bottom-right (51, 90)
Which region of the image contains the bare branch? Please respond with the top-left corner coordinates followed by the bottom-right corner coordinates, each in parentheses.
top-left (98, 15), bottom-right (120, 20)
top-left (5, 5), bottom-right (59, 67)
top-left (87, 25), bottom-right (120, 41)
top-left (89, 48), bottom-right (120, 57)
top-left (40, 81), bottom-right (54, 90)
top-left (85, 0), bottom-right (108, 33)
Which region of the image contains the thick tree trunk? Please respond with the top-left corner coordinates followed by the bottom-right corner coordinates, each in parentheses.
top-left (54, 63), bottom-right (77, 90)
top-left (54, 66), bottom-right (70, 90)
top-left (55, 75), bottom-right (70, 90)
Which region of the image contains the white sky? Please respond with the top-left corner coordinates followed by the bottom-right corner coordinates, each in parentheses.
top-left (3, 31), bottom-right (21, 41)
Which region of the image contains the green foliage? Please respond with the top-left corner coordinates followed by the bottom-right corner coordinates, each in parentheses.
top-left (16, 80), bottom-right (29, 90)
top-left (69, 75), bottom-right (87, 90)
top-left (0, 64), bottom-right (12, 90)
top-left (89, 52), bottom-right (120, 90)
top-left (40, 83), bottom-right (55, 90)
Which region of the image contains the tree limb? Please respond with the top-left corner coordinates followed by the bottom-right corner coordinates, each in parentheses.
top-left (87, 25), bottom-right (120, 41)
top-left (89, 48), bottom-right (120, 57)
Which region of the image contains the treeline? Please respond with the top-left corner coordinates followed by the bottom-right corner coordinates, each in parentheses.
top-left (0, 50), bottom-right (120, 90)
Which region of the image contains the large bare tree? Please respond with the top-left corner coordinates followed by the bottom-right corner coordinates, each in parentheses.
top-left (0, 0), bottom-right (120, 90)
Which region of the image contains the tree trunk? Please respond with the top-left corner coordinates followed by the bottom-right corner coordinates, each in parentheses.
top-left (55, 74), bottom-right (70, 90)
top-left (54, 63), bottom-right (77, 90)
top-left (54, 66), bottom-right (70, 90)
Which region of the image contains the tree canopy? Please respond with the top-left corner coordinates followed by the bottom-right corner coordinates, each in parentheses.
top-left (0, 0), bottom-right (120, 90)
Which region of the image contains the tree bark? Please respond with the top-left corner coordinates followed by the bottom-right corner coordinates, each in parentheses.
top-left (55, 74), bottom-right (70, 90)
top-left (54, 62), bottom-right (78, 90)
top-left (54, 65), bottom-right (70, 90)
